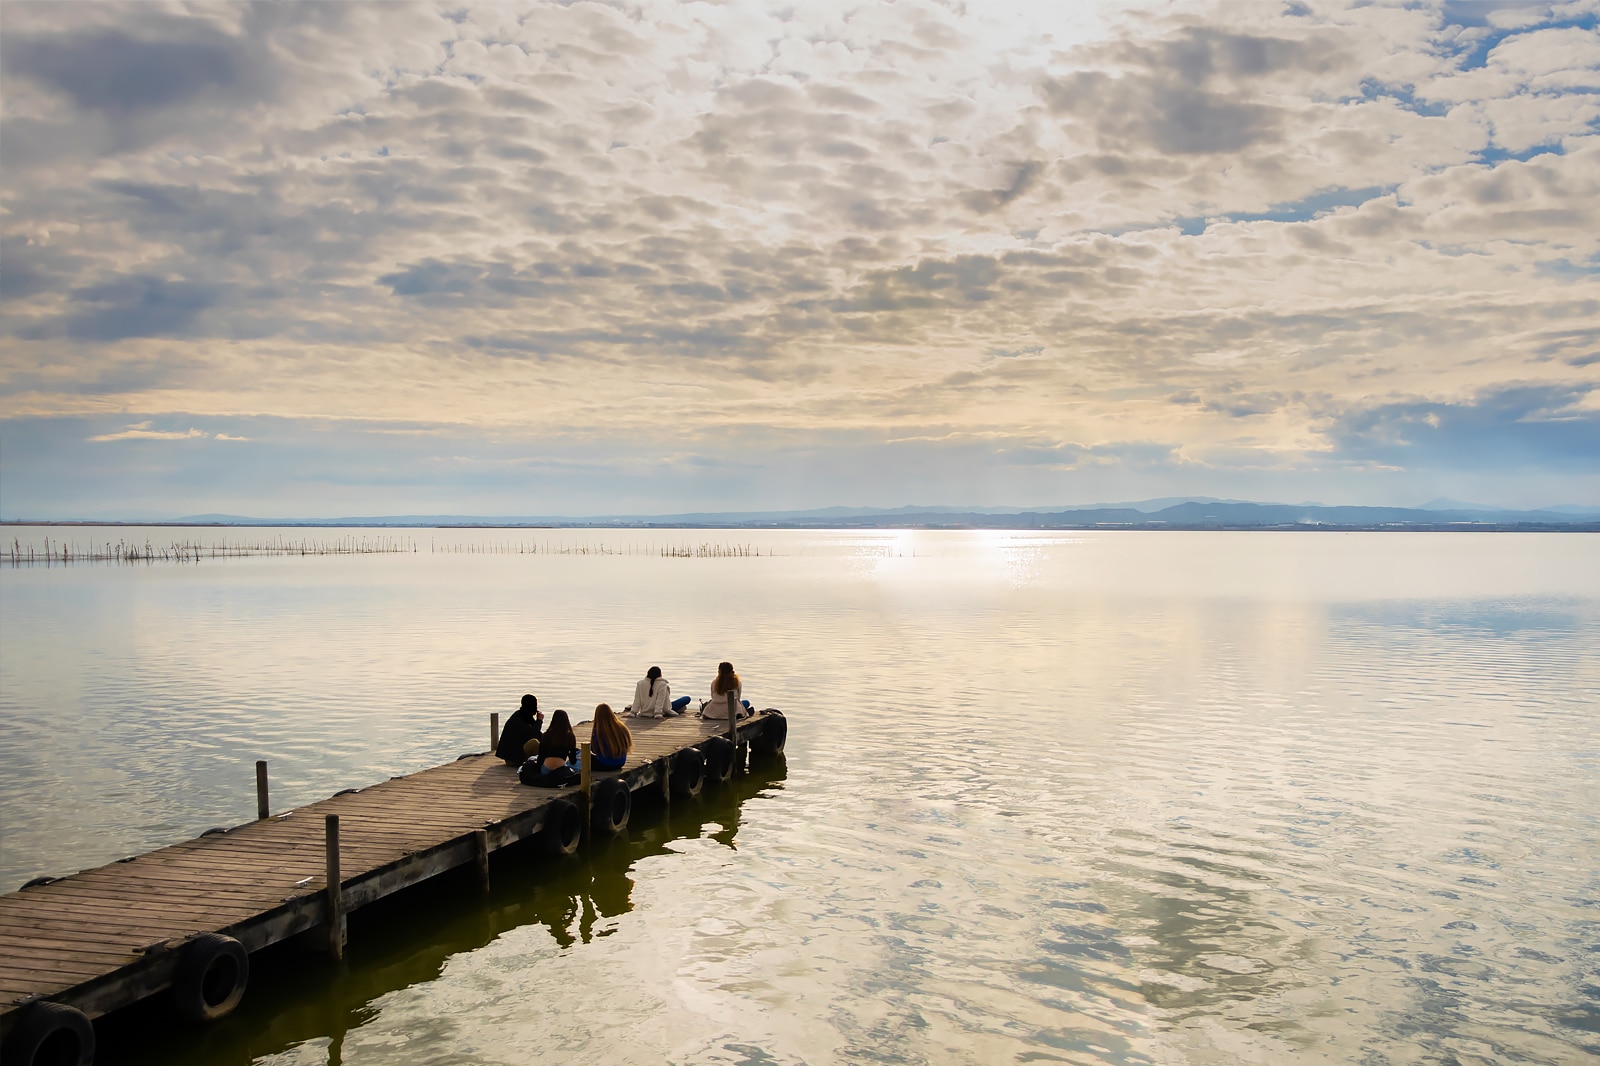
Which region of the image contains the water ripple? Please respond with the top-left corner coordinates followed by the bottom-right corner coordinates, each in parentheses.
top-left (2, 529), bottom-right (1596, 1065)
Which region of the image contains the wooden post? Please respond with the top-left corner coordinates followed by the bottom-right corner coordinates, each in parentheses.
top-left (578, 726), bottom-right (592, 848)
top-left (489, 712), bottom-right (500, 751)
top-left (255, 761), bottom-right (269, 820)
top-left (659, 756), bottom-right (671, 805)
top-left (325, 815), bottom-right (344, 960)
top-left (726, 692), bottom-right (743, 772)
top-left (472, 829), bottom-right (490, 893)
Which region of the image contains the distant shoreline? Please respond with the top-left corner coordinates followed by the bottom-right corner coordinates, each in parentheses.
top-left (4, 520), bottom-right (1597, 533)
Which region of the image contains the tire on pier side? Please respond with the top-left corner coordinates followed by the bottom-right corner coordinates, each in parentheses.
top-left (749, 709), bottom-right (787, 755)
top-left (702, 736), bottom-right (735, 784)
top-left (3, 1001), bottom-right (95, 1066)
top-left (591, 777), bottom-right (632, 836)
top-left (173, 933), bottom-right (249, 1022)
top-left (544, 798), bottom-right (582, 856)
top-left (671, 747), bottom-right (706, 797)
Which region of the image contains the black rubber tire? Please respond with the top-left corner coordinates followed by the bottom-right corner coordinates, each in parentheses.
top-left (671, 748), bottom-right (705, 797)
top-left (3, 1001), bottom-right (95, 1066)
top-left (591, 778), bottom-right (632, 835)
top-left (20, 876), bottom-right (59, 889)
top-left (172, 933), bottom-right (249, 1022)
top-left (703, 736), bottom-right (735, 784)
top-left (750, 709), bottom-right (787, 755)
top-left (544, 798), bottom-right (582, 856)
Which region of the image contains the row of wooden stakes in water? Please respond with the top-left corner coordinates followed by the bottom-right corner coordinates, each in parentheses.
top-left (5, 536), bottom-right (416, 565)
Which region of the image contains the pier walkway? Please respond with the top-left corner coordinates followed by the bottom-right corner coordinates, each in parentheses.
top-left (0, 710), bottom-right (784, 1063)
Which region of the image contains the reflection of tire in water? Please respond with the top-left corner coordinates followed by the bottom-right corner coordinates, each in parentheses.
top-left (173, 933), bottom-right (250, 1022)
top-left (544, 797), bottom-right (582, 855)
top-left (702, 736), bottom-right (735, 783)
top-left (3, 1001), bottom-right (95, 1066)
top-left (671, 747), bottom-right (706, 796)
top-left (591, 777), bottom-right (632, 835)
top-left (750, 709), bottom-right (787, 755)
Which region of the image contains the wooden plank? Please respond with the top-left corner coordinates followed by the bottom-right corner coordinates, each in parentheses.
top-left (0, 912), bottom-right (209, 942)
top-left (0, 895), bottom-right (257, 924)
top-left (0, 955), bottom-right (125, 979)
top-left (2, 937), bottom-right (139, 960)
top-left (41, 868), bottom-right (315, 895)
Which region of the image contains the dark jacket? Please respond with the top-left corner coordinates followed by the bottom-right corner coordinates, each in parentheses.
top-left (496, 709), bottom-right (541, 765)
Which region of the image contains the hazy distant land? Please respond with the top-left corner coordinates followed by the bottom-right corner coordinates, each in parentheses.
top-left (7, 498), bottom-right (1599, 532)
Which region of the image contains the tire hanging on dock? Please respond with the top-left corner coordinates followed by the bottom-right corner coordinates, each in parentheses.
top-left (671, 747), bottom-right (706, 797)
top-left (544, 797), bottom-right (582, 856)
top-left (172, 933), bottom-right (249, 1022)
top-left (703, 736), bottom-right (735, 784)
top-left (750, 709), bottom-right (787, 755)
top-left (2, 1001), bottom-right (95, 1066)
top-left (591, 777), bottom-right (632, 835)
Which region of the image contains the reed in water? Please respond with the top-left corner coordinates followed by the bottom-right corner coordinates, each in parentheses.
top-left (5, 534), bottom-right (763, 565)
top-left (5, 534), bottom-right (416, 567)
top-left (427, 538), bottom-right (759, 557)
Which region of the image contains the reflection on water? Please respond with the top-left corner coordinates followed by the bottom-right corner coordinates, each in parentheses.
top-left (3, 529), bottom-right (1597, 1064)
top-left (98, 755), bottom-right (788, 1066)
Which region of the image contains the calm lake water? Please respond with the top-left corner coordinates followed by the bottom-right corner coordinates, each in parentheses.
top-left (2, 528), bottom-right (1597, 1065)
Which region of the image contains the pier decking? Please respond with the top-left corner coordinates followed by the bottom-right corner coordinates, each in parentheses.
top-left (0, 710), bottom-right (782, 1061)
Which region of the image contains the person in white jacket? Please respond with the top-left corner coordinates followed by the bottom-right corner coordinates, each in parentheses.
top-left (702, 660), bottom-right (749, 720)
top-left (630, 666), bottom-right (674, 718)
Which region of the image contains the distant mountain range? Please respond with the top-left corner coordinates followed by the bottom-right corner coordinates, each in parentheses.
top-left (14, 498), bottom-right (1596, 530)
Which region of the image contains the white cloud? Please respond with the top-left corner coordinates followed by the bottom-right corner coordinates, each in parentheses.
top-left (87, 422), bottom-right (211, 442)
top-left (2, 0), bottom-right (1597, 511)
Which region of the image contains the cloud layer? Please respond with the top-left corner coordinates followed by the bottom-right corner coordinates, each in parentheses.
top-left (3, 0), bottom-right (1598, 515)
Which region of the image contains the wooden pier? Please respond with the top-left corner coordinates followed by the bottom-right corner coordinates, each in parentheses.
top-left (0, 709), bottom-right (785, 1065)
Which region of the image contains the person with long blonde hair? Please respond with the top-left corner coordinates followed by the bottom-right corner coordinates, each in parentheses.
top-left (589, 703), bottom-right (633, 770)
top-left (702, 661), bottom-right (748, 720)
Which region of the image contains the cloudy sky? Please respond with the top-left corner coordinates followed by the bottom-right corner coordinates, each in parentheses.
top-left (2, 0), bottom-right (1598, 518)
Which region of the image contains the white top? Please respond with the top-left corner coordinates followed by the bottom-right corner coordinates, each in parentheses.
top-left (702, 683), bottom-right (743, 719)
top-left (631, 676), bottom-right (671, 717)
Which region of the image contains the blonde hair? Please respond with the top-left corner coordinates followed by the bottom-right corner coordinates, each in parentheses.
top-left (712, 661), bottom-right (740, 695)
top-left (591, 703), bottom-right (633, 759)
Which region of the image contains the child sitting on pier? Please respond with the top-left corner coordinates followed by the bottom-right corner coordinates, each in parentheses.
top-left (496, 694), bottom-right (543, 765)
top-left (589, 703), bottom-right (633, 770)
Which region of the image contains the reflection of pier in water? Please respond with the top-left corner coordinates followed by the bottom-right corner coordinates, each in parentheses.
top-left (100, 753), bottom-right (787, 1066)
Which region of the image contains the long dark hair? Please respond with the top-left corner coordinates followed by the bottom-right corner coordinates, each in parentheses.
top-left (712, 661), bottom-right (740, 695)
top-left (545, 709), bottom-right (575, 750)
top-left (647, 665), bottom-right (661, 695)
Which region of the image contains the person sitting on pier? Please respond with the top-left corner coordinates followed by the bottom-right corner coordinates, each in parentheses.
top-left (496, 694), bottom-right (543, 766)
top-left (629, 666), bottom-right (677, 718)
top-left (533, 709), bottom-right (581, 786)
top-left (589, 703), bottom-right (634, 770)
top-left (702, 661), bottom-right (751, 720)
